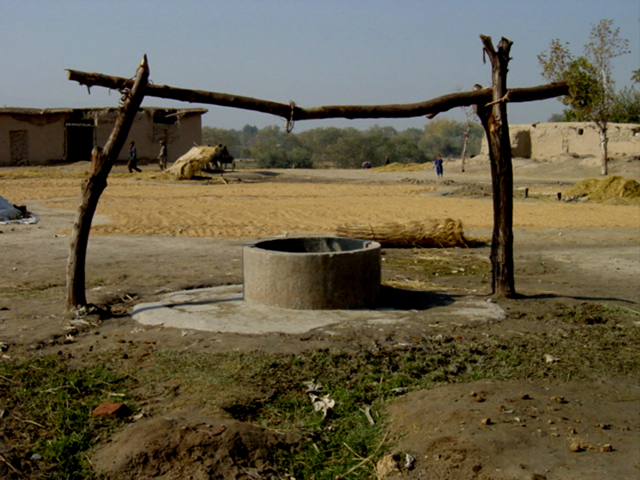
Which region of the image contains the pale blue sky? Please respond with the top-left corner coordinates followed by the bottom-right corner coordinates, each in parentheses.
top-left (1, 0), bottom-right (638, 131)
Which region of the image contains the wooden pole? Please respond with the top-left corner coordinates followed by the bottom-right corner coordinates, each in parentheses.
top-left (478, 35), bottom-right (517, 298)
top-left (65, 56), bottom-right (150, 311)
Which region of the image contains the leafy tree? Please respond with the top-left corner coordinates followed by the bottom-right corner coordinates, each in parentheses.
top-left (389, 128), bottom-right (427, 165)
top-left (288, 148), bottom-right (313, 168)
top-left (610, 86), bottom-right (640, 124)
top-left (538, 19), bottom-right (630, 174)
top-left (459, 104), bottom-right (480, 172)
top-left (239, 124), bottom-right (259, 156)
top-left (325, 128), bottom-right (371, 168)
top-left (297, 127), bottom-right (348, 167)
top-left (419, 118), bottom-right (482, 161)
top-left (252, 125), bottom-right (313, 168)
top-left (202, 127), bottom-right (241, 156)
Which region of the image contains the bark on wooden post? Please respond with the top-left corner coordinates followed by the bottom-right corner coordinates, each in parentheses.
top-left (65, 56), bottom-right (150, 311)
top-left (477, 35), bottom-right (517, 297)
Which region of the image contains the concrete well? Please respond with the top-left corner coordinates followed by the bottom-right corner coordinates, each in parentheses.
top-left (243, 237), bottom-right (381, 310)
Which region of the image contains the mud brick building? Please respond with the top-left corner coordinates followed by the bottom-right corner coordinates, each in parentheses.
top-left (0, 107), bottom-right (207, 166)
top-left (481, 122), bottom-right (640, 160)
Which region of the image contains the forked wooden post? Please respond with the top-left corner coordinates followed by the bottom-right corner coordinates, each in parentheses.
top-left (478, 35), bottom-right (517, 297)
top-left (66, 56), bottom-right (150, 311)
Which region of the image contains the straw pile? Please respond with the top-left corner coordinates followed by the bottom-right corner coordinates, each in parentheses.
top-left (567, 176), bottom-right (640, 204)
top-left (166, 146), bottom-right (221, 180)
top-left (336, 218), bottom-right (468, 248)
top-left (372, 162), bottom-right (429, 172)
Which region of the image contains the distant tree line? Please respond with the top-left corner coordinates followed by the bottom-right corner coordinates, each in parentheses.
top-left (202, 119), bottom-right (484, 169)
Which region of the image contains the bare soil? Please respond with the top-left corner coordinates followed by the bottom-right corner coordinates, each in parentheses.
top-left (0, 155), bottom-right (639, 479)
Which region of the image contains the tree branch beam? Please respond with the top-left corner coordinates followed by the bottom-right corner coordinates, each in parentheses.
top-left (67, 69), bottom-right (567, 122)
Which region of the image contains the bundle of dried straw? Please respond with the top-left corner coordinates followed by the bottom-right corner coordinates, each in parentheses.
top-left (336, 218), bottom-right (468, 248)
top-left (166, 146), bottom-right (220, 180)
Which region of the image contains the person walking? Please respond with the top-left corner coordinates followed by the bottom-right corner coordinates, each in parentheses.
top-left (434, 154), bottom-right (444, 178)
top-left (158, 141), bottom-right (167, 171)
top-left (128, 141), bottom-right (141, 173)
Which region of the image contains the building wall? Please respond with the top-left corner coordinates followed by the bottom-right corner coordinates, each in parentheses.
top-left (94, 109), bottom-right (203, 163)
top-left (0, 111), bottom-right (68, 166)
top-left (0, 108), bottom-right (205, 166)
top-left (481, 122), bottom-right (640, 159)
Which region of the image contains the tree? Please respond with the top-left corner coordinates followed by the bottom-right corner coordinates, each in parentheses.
top-left (239, 124), bottom-right (259, 156)
top-left (419, 118), bottom-right (482, 161)
top-left (297, 127), bottom-right (347, 167)
top-left (252, 125), bottom-right (313, 168)
top-left (202, 127), bottom-right (241, 156)
top-left (538, 19), bottom-right (630, 175)
top-left (610, 86), bottom-right (640, 123)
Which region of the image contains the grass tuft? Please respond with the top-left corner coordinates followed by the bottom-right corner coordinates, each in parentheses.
top-left (0, 355), bottom-right (135, 479)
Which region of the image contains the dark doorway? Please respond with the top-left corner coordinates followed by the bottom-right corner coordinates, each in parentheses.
top-left (9, 130), bottom-right (29, 165)
top-left (66, 122), bottom-right (95, 162)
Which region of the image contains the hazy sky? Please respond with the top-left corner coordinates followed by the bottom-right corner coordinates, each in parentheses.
top-left (1, 1), bottom-right (638, 131)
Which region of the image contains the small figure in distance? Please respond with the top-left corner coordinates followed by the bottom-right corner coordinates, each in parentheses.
top-left (158, 140), bottom-right (167, 171)
top-left (128, 141), bottom-right (141, 173)
top-left (434, 153), bottom-right (444, 178)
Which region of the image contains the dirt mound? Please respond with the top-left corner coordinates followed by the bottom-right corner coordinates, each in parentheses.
top-left (373, 162), bottom-right (428, 172)
top-left (385, 379), bottom-right (640, 480)
top-left (452, 183), bottom-right (493, 198)
top-left (567, 176), bottom-right (640, 204)
top-left (92, 410), bottom-right (292, 479)
top-left (336, 217), bottom-right (468, 248)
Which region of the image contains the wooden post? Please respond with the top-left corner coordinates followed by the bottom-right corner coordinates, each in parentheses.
top-left (65, 56), bottom-right (150, 311)
top-left (478, 35), bottom-right (517, 298)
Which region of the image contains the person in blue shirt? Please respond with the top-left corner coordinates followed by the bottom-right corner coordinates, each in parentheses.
top-left (434, 154), bottom-right (444, 178)
top-left (128, 141), bottom-right (141, 173)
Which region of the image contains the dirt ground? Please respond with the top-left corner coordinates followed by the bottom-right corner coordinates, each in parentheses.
top-left (0, 154), bottom-right (639, 479)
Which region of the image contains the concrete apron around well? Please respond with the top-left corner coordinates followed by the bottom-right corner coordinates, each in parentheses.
top-left (131, 284), bottom-right (507, 335)
top-left (132, 235), bottom-right (506, 335)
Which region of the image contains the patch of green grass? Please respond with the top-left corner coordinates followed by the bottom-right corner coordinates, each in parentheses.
top-left (0, 355), bottom-right (135, 479)
top-left (88, 278), bottom-right (105, 288)
top-left (0, 282), bottom-right (63, 299)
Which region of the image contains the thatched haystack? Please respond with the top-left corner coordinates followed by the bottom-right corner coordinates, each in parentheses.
top-left (336, 218), bottom-right (468, 248)
top-left (567, 176), bottom-right (640, 204)
top-left (166, 146), bottom-right (222, 180)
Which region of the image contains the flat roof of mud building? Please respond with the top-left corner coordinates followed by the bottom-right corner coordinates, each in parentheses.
top-left (0, 107), bottom-right (208, 116)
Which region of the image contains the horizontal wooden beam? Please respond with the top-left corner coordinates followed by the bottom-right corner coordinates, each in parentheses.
top-left (67, 69), bottom-right (568, 122)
